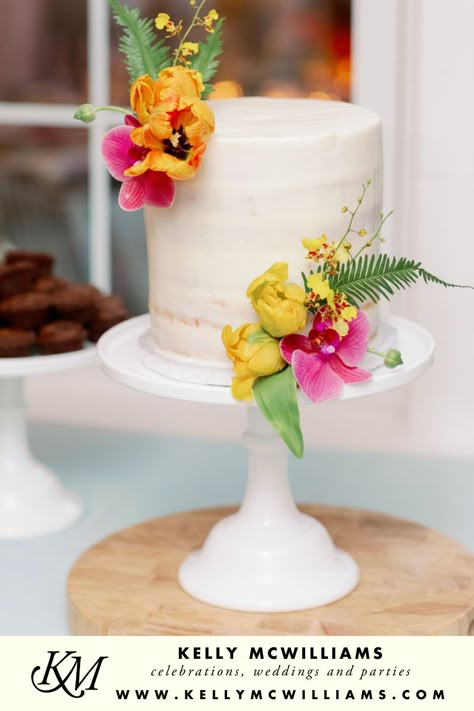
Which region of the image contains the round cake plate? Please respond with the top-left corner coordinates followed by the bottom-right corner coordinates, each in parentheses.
top-left (97, 315), bottom-right (435, 612)
top-left (0, 346), bottom-right (96, 539)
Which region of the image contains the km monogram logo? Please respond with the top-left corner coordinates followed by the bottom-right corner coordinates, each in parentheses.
top-left (31, 651), bottom-right (108, 698)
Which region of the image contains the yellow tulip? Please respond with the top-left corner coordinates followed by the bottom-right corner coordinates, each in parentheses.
top-left (222, 323), bottom-right (286, 402)
top-left (246, 263), bottom-right (307, 338)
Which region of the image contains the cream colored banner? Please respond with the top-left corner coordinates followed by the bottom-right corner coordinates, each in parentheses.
top-left (0, 636), bottom-right (472, 710)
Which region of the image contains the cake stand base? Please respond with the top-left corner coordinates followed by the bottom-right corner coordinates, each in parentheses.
top-left (178, 409), bottom-right (359, 612)
top-left (67, 505), bottom-right (474, 636)
top-left (0, 347), bottom-right (95, 538)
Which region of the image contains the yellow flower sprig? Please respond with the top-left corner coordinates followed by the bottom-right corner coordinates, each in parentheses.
top-left (155, 1), bottom-right (220, 67)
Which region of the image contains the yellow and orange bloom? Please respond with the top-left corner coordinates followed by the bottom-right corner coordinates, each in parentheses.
top-left (203, 9), bottom-right (219, 32)
top-left (125, 66), bottom-right (214, 182)
top-left (246, 263), bottom-right (307, 338)
top-left (222, 322), bottom-right (286, 402)
top-left (302, 236), bottom-right (351, 264)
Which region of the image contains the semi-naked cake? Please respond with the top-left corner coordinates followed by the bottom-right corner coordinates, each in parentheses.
top-left (141, 97), bottom-right (383, 385)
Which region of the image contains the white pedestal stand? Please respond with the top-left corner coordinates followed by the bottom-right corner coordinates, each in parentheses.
top-left (0, 348), bottom-right (96, 539)
top-left (98, 314), bottom-right (434, 612)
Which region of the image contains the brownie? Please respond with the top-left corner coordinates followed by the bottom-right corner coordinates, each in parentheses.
top-left (5, 250), bottom-right (54, 277)
top-left (88, 295), bottom-right (129, 342)
top-left (0, 328), bottom-right (36, 357)
top-left (34, 275), bottom-right (70, 294)
top-left (0, 261), bottom-right (37, 299)
top-left (37, 320), bottom-right (87, 355)
top-left (0, 292), bottom-right (50, 329)
top-left (50, 284), bottom-right (102, 323)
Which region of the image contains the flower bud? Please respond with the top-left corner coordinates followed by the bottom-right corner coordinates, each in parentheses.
top-left (74, 103), bottom-right (96, 123)
top-left (384, 348), bottom-right (403, 368)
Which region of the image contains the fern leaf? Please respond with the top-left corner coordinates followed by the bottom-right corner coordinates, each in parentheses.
top-left (108, 0), bottom-right (171, 83)
top-left (418, 268), bottom-right (472, 289)
top-left (190, 18), bottom-right (224, 97)
top-left (329, 254), bottom-right (422, 306)
top-left (329, 254), bottom-right (473, 306)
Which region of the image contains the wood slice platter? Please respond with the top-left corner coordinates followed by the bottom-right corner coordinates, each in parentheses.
top-left (67, 505), bottom-right (474, 636)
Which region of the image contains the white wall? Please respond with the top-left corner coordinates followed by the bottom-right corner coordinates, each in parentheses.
top-left (26, 0), bottom-right (474, 457)
top-left (352, 0), bottom-right (474, 456)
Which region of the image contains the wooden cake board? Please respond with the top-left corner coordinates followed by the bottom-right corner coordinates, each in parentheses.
top-left (68, 505), bottom-right (474, 636)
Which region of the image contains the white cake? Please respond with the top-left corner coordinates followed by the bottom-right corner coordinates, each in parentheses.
top-left (141, 97), bottom-right (383, 385)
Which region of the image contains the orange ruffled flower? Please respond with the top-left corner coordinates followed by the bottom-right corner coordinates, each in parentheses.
top-left (125, 66), bottom-right (214, 182)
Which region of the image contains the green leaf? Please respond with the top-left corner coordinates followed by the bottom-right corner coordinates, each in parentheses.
top-left (108, 0), bottom-right (172, 83)
top-left (190, 18), bottom-right (224, 98)
top-left (254, 367), bottom-right (304, 459)
top-left (247, 329), bottom-right (272, 345)
top-left (328, 254), bottom-right (473, 307)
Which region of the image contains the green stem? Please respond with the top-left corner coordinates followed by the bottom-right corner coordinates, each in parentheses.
top-left (351, 209), bottom-right (394, 261)
top-left (95, 105), bottom-right (130, 115)
top-left (326, 181), bottom-right (369, 276)
top-left (173, 0), bottom-right (207, 66)
top-left (367, 346), bottom-right (385, 358)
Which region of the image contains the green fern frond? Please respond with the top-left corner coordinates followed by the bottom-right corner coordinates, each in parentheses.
top-left (328, 254), bottom-right (471, 307)
top-left (417, 268), bottom-right (470, 289)
top-left (190, 18), bottom-right (224, 97)
top-left (108, 0), bottom-right (171, 83)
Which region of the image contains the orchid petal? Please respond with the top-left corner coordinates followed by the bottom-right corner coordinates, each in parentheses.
top-left (125, 114), bottom-right (141, 128)
top-left (292, 350), bottom-right (344, 402)
top-left (280, 334), bottom-right (313, 364)
top-left (336, 310), bottom-right (371, 366)
top-left (330, 355), bottom-right (372, 384)
top-left (118, 177), bottom-right (146, 211)
top-left (101, 125), bottom-right (135, 181)
top-left (143, 170), bottom-right (176, 208)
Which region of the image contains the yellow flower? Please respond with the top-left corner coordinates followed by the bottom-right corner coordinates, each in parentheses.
top-left (155, 13), bottom-right (171, 30)
top-left (306, 272), bottom-right (333, 301)
top-left (126, 67), bottom-right (214, 182)
top-left (302, 236), bottom-right (350, 264)
top-left (181, 42), bottom-right (199, 57)
top-left (319, 291), bottom-right (358, 336)
top-left (204, 9), bottom-right (219, 32)
top-left (222, 323), bottom-right (286, 402)
top-left (246, 263), bottom-right (307, 338)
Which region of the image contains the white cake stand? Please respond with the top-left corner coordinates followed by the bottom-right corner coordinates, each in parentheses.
top-left (97, 314), bottom-right (434, 612)
top-left (0, 347), bottom-right (96, 539)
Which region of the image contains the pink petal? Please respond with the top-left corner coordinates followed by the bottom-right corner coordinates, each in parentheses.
top-left (143, 170), bottom-right (176, 208)
top-left (101, 125), bottom-right (135, 181)
top-left (280, 334), bottom-right (313, 364)
top-left (125, 114), bottom-right (141, 127)
top-left (336, 311), bottom-right (371, 366)
top-left (118, 177), bottom-right (146, 211)
top-left (292, 350), bottom-right (344, 402)
top-left (330, 355), bottom-right (372, 384)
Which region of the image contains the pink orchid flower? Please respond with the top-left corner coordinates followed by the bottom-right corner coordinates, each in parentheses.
top-left (280, 310), bottom-right (372, 402)
top-left (101, 115), bottom-right (175, 211)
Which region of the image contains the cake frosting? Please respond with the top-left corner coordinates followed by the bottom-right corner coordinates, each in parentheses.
top-left (142, 97), bottom-right (383, 385)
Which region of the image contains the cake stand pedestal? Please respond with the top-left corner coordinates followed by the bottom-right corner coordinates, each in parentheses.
top-left (74, 313), bottom-right (443, 616)
top-left (0, 348), bottom-right (96, 539)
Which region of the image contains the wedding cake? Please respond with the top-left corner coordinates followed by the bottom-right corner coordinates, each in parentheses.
top-left (142, 97), bottom-right (383, 385)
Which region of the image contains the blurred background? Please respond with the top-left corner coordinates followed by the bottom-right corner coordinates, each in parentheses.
top-left (0, 0), bottom-right (350, 313)
top-left (0, 0), bottom-right (472, 459)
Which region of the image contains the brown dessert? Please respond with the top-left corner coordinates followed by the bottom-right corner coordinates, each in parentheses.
top-left (50, 284), bottom-right (102, 324)
top-left (34, 275), bottom-right (70, 294)
top-left (5, 250), bottom-right (54, 277)
top-left (0, 328), bottom-right (36, 357)
top-left (37, 320), bottom-right (87, 355)
top-left (88, 295), bottom-right (130, 342)
top-left (0, 261), bottom-right (37, 299)
top-left (0, 292), bottom-right (50, 329)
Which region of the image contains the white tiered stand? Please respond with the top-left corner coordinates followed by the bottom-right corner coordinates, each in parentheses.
top-left (0, 347), bottom-right (96, 539)
top-left (95, 314), bottom-right (435, 613)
